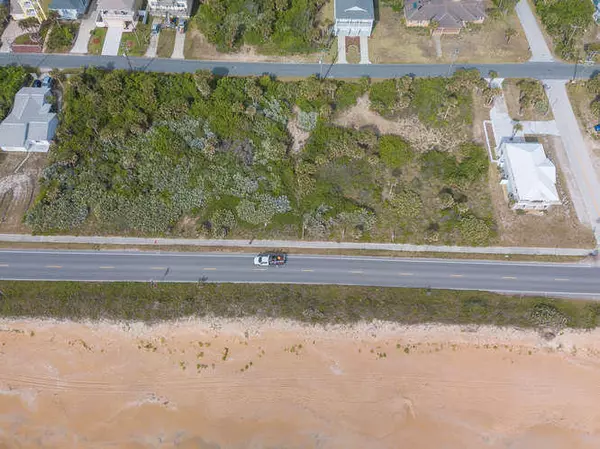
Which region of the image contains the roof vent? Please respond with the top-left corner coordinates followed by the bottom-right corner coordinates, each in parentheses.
top-left (345, 6), bottom-right (366, 12)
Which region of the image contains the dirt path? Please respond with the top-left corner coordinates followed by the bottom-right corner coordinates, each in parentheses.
top-left (1, 318), bottom-right (600, 448)
top-left (334, 95), bottom-right (463, 153)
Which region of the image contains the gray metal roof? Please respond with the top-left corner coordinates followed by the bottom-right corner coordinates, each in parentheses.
top-left (0, 87), bottom-right (57, 149)
top-left (335, 0), bottom-right (374, 20)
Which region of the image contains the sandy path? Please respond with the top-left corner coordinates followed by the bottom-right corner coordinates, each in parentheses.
top-left (0, 318), bottom-right (599, 448)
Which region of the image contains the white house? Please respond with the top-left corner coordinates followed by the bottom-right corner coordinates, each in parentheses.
top-left (334, 0), bottom-right (374, 37)
top-left (96, 0), bottom-right (141, 29)
top-left (0, 87), bottom-right (58, 153)
top-left (499, 142), bottom-right (560, 210)
top-left (146, 0), bottom-right (194, 17)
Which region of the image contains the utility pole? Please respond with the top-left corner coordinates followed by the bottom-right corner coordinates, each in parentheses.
top-left (447, 48), bottom-right (459, 76)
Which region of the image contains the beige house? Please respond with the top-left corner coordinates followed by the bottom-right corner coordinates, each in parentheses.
top-left (404, 0), bottom-right (486, 35)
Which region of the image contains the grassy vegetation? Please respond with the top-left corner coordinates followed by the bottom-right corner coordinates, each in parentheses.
top-left (157, 28), bottom-right (176, 58)
top-left (534, 0), bottom-right (594, 60)
top-left (13, 34), bottom-right (37, 45)
top-left (0, 281), bottom-right (598, 329)
top-left (46, 21), bottom-right (79, 53)
top-left (26, 69), bottom-right (499, 246)
top-left (503, 78), bottom-right (552, 121)
top-left (119, 24), bottom-right (151, 56)
top-left (0, 66), bottom-right (30, 121)
top-left (0, 4), bottom-right (8, 43)
top-left (88, 28), bottom-right (107, 55)
top-left (194, 0), bottom-right (332, 54)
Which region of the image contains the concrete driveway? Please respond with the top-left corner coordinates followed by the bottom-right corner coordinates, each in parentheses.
top-left (71, 13), bottom-right (98, 54)
top-left (0, 20), bottom-right (23, 53)
top-left (171, 29), bottom-right (185, 59)
top-left (515, 0), bottom-right (554, 62)
top-left (545, 80), bottom-right (600, 242)
top-left (489, 80), bottom-right (559, 149)
top-left (145, 19), bottom-right (161, 58)
top-left (101, 27), bottom-right (123, 56)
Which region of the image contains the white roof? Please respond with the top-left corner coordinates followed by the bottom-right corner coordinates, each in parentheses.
top-left (0, 87), bottom-right (56, 148)
top-left (503, 142), bottom-right (559, 203)
top-left (97, 0), bottom-right (135, 10)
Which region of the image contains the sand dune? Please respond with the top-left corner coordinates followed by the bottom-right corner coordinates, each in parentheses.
top-left (0, 318), bottom-right (599, 448)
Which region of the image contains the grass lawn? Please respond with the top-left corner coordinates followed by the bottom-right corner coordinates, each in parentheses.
top-left (370, 5), bottom-right (530, 63)
top-left (13, 33), bottom-right (36, 45)
top-left (157, 28), bottom-right (176, 58)
top-left (119, 23), bottom-right (151, 56)
top-left (88, 28), bottom-right (107, 55)
top-left (0, 281), bottom-right (598, 329)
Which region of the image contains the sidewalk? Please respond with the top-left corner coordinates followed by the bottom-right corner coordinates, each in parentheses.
top-left (0, 234), bottom-right (593, 256)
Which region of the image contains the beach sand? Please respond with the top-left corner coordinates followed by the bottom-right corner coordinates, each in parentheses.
top-left (0, 318), bottom-right (599, 448)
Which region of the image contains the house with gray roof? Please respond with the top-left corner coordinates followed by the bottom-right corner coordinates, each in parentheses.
top-left (0, 87), bottom-right (58, 153)
top-left (334, 0), bottom-right (374, 37)
top-left (49, 0), bottom-right (91, 19)
top-left (404, 0), bottom-right (486, 35)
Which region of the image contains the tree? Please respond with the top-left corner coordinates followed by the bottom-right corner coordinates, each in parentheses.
top-left (512, 121), bottom-right (523, 138)
top-left (504, 27), bottom-right (517, 44)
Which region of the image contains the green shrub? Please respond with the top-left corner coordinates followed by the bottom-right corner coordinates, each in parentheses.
top-left (378, 135), bottom-right (413, 169)
top-left (535, 0), bottom-right (593, 61)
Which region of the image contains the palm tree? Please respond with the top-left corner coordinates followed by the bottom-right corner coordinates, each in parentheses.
top-left (512, 121), bottom-right (523, 139)
top-left (505, 27), bottom-right (517, 44)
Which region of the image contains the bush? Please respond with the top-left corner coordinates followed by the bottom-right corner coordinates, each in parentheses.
top-left (378, 135), bottom-right (413, 169)
top-left (535, 0), bottom-right (594, 61)
top-left (196, 0), bottom-right (329, 54)
top-left (0, 66), bottom-right (28, 120)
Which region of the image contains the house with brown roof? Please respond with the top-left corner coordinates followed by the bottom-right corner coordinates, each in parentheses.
top-left (404, 0), bottom-right (486, 35)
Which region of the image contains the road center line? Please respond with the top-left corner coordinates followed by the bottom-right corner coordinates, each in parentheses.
top-left (502, 276), bottom-right (517, 280)
top-left (399, 272), bottom-right (413, 276)
top-left (45, 265), bottom-right (62, 269)
top-left (301, 269), bottom-right (314, 272)
top-left (150, 267), bottom-right (166, 270)
top-left (203, 268), bottom-right (217, 271)
top-left (554, 278), bottom-right (570, 281)
top-left (349, 270), bottom-right (364, 274)
top-left (450, 274), bottom-right (464, 278)
top-left (0, 264), bottom-right (9, 267)
top-left (99, 266), bottom-right (114, 269)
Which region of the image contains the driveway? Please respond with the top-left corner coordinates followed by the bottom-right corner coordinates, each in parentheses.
top-left (337, 36), bottom-right (347, 64)
top-left (71, 12), bottom-right (98, 54)
top-left (145, 19), bottom-right (161, 58)
top-left (0, 20), bottom-right (23, 53)
top-left (515, 0), bottom-right (554, 62)
top-left (171, 29), bottom-right (185, 59)
top-left (489, 80), bottom-right (559, 151)
top-left (101, 27), bottom-right (123, 56)
top-left (545, 80), bottom-right (600, 243)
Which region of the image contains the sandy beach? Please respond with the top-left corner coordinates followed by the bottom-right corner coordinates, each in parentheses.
top-left (0, 318), bottom-right (599, 448)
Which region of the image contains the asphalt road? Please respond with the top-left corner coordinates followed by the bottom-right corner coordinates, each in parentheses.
top-left (1, 53), bottom-right (599, 79)
top-left (0, 250), bottom-right (599, 297)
